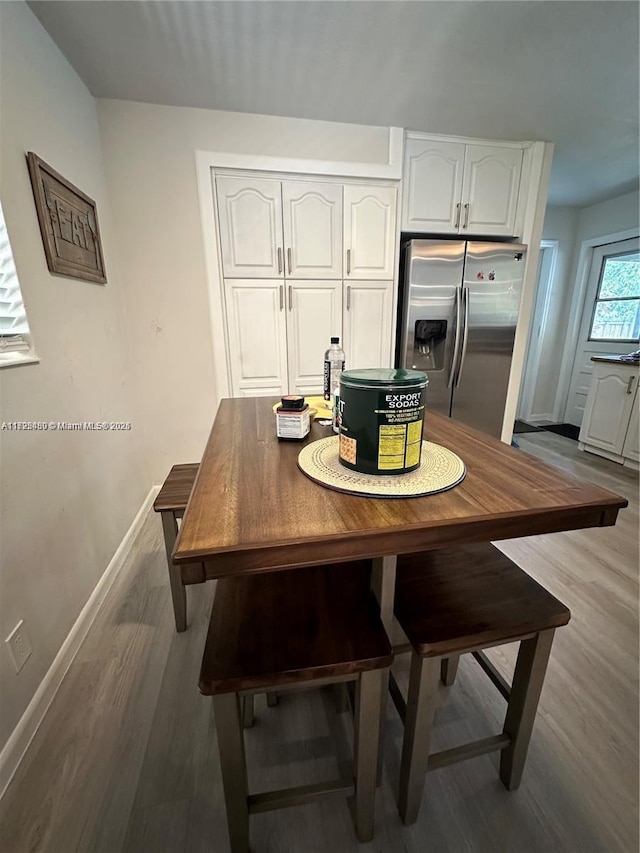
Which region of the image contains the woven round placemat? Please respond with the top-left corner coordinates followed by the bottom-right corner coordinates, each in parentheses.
top-left (297, 436), bottom-right (465, 498)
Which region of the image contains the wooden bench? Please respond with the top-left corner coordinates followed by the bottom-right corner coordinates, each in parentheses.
top-left (153, 463), bottom-right (199, 632)
top-left (391, 543), bottom-right (571, 825)
top-left (199, 561), bottom-right (393, 853)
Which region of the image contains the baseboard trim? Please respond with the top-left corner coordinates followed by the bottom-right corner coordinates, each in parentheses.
top-left (524, 413), bottom-right (555, 425)
top-left (0, 485), bottom-right (161, 801)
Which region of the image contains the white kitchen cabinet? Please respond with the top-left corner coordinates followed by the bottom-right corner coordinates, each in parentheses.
top-left (621, 385), bottom-right (639, 463)
top-left (282, 182), bottom-right (342, 279)
top-left (344, 186), bottom-right (397, 280)
top-left (217, 177), bottom-right (343, 280)
top-left (402, 138), bottom-right (465, 233)
top-left (401, 134), bottom-right (523, 237)
top-left (343, 280), bottom-right (394, 370)
top-left (216, 177), bottom-right (284, 278)
top-left (286, 280), bottom-right (342, 396)
top-left (578, 360), bottom-right (639, 467)
top-left (224, 279), bottom-right (288, 397)
top-left (462, 145), bottom-right (523, 236)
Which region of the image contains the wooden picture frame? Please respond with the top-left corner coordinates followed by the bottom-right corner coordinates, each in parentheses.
top-left (26, 152), bottom-right (107, 284)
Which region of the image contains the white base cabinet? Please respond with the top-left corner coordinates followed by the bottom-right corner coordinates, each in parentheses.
top-left (224, 278), bottom-right (394, 397)
top-left (343, 280), bottom-right (394, 371)
top-left (578, 361), bottom-right (639, 468)
top-left (224, 279), bottom-right (289, 397)
top-left (286, 280), bottom-right (342, 396)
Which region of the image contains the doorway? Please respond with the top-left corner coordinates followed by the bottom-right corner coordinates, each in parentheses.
top-left (518, 241), bottom-right (558, 423)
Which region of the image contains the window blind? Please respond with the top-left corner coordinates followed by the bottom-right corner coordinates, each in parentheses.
top-left (0, 202), bottom-right (31, 356)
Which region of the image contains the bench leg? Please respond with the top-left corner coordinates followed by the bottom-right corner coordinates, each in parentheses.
top-left (398, 654), bottom-right (440, 825)
top-left (213, 693), bottom-right (250, 853)
top-left (440, 654), bottom-right (460, 686)
top-left (500, 629), bottom-right (555, 791)
top-left (241, 695), bottom-right (255, 729)
top-left (371, 555), bottom-right (397, 784)
top-left (160, 511), bottom-right (187, 632)
top-left (354, 668), bottom-right (384, 843)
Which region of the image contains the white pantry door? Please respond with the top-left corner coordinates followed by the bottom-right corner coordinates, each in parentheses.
top-left (344, 186), bottom-right (396, 280)
top-left (216, 177), bottom-right (284, 278)
top-left (282, 182), bottom-right (342, 279)
top-left (286, 280), bottom-right (342, 396)
top-left (343, 280), bottom-right (394, 370)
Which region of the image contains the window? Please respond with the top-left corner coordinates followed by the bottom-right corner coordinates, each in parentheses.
top-left (0, 201), bottom-right (37, 367)
top-left (589, 250), bottom-right (640, 342)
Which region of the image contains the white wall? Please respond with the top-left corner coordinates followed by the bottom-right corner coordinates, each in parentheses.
top-left (525, 205), bottom-right (580, 419)
top-left (0, 3), bottom-right (148, 751)
top-left (97, 98), bottom-right (391, 479)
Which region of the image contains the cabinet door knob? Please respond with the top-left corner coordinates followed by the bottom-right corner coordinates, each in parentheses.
top-left (346, 285), bottom-right (352, 310)
top-left (277, 247), bottom-right (283, 274)
top-left (454, 203), bottom-right (461, 230)
top-left (627, 376), bottom-right (635, 394)
top-left (346, 249), bottom-right (351, 275)
top-left (287, 248), bottom-right (292, 275)
top-left (288, 285), bottom-right (293, 311)
top-left (279, 285), bottom-right (284, 311)
top-left (463, 203), bottom-right (470, 229)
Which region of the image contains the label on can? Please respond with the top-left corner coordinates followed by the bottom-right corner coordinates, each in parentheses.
top-left (339, 386), bottom-right (426, 475)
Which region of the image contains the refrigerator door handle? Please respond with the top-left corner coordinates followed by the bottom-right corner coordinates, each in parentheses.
top-left (455, 286), bottom-right (471, 388)
top-left (447, 287), bottom-right (463, 389)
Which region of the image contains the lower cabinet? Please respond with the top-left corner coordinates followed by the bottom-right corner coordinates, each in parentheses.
top-left (224, 279), bottom-right (394, 397)
top-left (343, 280), bottom-right (394, 370)
top-left (578, 361), bottom-right (639, 467)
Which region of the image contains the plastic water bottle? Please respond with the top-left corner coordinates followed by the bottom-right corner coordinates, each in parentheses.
top-left (324, 337), bottom-right (345, 401)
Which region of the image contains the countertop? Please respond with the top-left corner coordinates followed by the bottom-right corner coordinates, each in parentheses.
top-left (591, 355), bottom-right (639, 365)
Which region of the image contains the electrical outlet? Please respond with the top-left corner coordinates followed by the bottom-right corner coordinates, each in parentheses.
top-left (5, 620), bottom-right (33, 673)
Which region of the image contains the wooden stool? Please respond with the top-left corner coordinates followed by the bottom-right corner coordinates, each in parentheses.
top-left (153, 463), bottom-right (199, 632)
top-left (391, 543), bottom-right (571, 825)
top-left (199, 562), bottom-right (393, 853)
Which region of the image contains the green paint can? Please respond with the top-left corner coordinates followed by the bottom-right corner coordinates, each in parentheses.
top-left (338, 368), bottom-right (428, 475)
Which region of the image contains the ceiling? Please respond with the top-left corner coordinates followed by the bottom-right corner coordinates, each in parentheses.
top-left (28, 0), bottom-right (639, 207)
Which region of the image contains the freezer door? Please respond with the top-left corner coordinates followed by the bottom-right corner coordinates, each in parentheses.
top-left (401, 241), bottom-right (465, 417)
top-left (452, 242), bottom-right (526, 437)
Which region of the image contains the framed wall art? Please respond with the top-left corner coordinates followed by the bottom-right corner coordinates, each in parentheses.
top-left (26, 152), bottom-right (107, 284)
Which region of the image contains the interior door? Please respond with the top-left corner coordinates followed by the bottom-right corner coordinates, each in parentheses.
top-left (565, 238), bottom-right (640, 426)
top-left (282, 182), bottom-right (342, 279)
top-left (286, 280), bottom-right (342, 396)
top-left (216, 176), bottom-right (284, 278)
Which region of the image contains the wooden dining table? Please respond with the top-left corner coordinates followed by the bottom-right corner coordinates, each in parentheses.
top-left (173, 396), bottom-right (627, 636)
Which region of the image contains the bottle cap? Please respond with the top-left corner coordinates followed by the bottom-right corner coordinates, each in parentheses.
top-left (331, 336), bottom-right (340, 344)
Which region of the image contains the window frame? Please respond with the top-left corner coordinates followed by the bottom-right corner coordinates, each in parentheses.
top-left (587, 248), bottom-right (640, 344)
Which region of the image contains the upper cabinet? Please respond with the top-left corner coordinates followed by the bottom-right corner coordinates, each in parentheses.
top-left (401, 135), bottom-right (524, 238)
top-left (217, 177), bottom-right (344, 279)
top-left (344, 185), bottom-right (397, 280)
top-left (462, 145), bottom-right (523, 236)
top-left (282, 182), bottom-right (343, 279)
top-left (216, 177), bottom-right (284, 278)
top-left (402, 138), bottom-right (465, 233)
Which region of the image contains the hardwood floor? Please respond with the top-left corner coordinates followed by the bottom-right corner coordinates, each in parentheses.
top-left (0, 433), bottom-right (637, 852)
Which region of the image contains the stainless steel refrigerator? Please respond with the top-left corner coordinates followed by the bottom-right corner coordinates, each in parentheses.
top-left (397, 239), bottom-right (527, 438)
